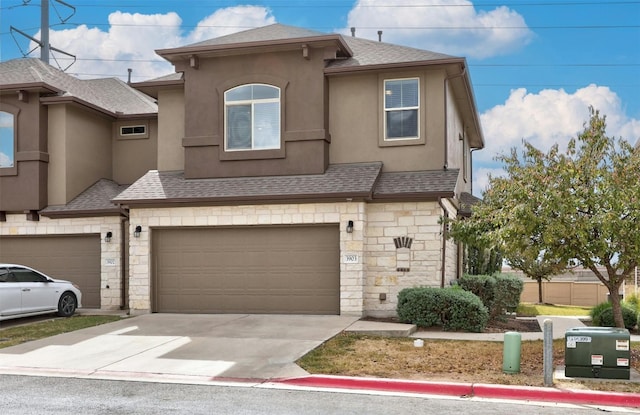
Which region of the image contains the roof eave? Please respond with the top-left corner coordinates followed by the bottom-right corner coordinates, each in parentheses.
top-left (324, 57), bottom-right (466, 75)
top-left (373, 191), bottom-right (455, 201)
top-left (157, 34), bottom-right (353, 62)
top-left (114, 191), bottom-right (372, 208)
top-left (0, 82), bottom-right (63, 94)
top-left (130, 78), bottom-right (185, 98)
top-left (40, 209), bottom-right (123, 219)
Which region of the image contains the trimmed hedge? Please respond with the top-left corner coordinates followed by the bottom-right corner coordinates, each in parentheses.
top-left (459, 273), bottom-right (523, 319)
top-left (397, 286), bottom-right (489, 333)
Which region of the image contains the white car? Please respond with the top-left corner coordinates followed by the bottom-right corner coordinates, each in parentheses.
top-left (0, 264), bottom-right (83, 321)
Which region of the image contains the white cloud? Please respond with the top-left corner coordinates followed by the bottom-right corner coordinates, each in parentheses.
top-left (473, 85), bottom-right (640, 196)
top-left (477, 84), bottom-right (640, 165)
top-left (30, 6), bottom-right (276, 82)
top-left (0, 152), bottom-right (12, 168)
top-left (473, 166), bottom-right (506, 197)
top-left (186, 6), bottom-right (276, 44)
top-left (342, 0), bottom-right (533, 59)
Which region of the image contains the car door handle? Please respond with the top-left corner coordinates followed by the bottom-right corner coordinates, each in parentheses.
top-left (22, 288), bottom-right (31, 292)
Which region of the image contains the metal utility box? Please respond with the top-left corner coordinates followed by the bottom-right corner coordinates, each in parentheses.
top-left (565, 327), bottom-right (630, 379)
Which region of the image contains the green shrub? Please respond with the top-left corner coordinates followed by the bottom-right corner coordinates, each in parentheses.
top-left (493, 274), bottom-right (524, 316)
top-left (625, 294), bottom-right (640, 311)
top-left (397, 286), bottom-right (489, 332)
top-left (458, 274), bottom-right (496, 309)
top-left (458, 273), bottom-right (523, 319)
top-left (591, 301), bottom-right (637, 329)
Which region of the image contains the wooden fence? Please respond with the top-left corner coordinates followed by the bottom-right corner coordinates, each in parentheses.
top-left (521, 281), bottom-right (610, 306)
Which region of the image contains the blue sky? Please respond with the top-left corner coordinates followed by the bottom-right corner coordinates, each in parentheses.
top-left (1, 0), bottom-right (639, 194)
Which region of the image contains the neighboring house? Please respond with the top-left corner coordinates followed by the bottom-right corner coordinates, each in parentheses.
top-left (0, 23), bottom-right (484, 317)
top-left (0, 58), bottom-right (158, 309)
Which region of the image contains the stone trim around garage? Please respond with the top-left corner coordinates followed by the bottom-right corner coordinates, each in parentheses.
top-left (127, 200), bottom-right (458, 317)
top-left (0, 214), bottom-right (124, 309)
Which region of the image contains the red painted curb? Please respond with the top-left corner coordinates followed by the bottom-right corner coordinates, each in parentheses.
top-left (277, 375), bottom-right (474, 396)
top-left (277, 375), bottom-right (640, 408)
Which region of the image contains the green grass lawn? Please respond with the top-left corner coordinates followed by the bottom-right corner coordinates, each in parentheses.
top-left (0, 315), bottom-right (123, 349)
top-left (517, 302), bottom-right (591, 317)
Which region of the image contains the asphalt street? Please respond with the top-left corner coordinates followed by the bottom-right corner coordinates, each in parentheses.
top-left (1, 375), bottom-right (637, 415)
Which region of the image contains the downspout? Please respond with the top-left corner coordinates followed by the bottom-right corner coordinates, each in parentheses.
top-left (443, 65), bottom-right (468, 171)
top-left (118, 210), bottom-right (129, 311)
top-left (438, 198), bottom-right (448, 288)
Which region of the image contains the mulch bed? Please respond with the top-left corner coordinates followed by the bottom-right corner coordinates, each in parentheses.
top-left (361, 315), bottom-right (542, 333)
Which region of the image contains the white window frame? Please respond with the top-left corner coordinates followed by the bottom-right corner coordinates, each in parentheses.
top-left (224, 84), bottom-right (281, 152)
top-left (119, 125), bottom-right (146, 136)
top-left (383, 78), bottom-right (420, 141)
top-left (0, 111), bottom-right (15, 168)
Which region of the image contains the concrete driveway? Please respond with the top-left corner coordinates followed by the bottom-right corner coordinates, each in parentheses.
top-left (0, 314), bottom-right (359, 383)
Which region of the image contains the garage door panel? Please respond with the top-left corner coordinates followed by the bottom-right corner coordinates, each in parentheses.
top-left (0, 235), bottom-right (101, 308)
top-left (153, 225), bottom-right (339, 314)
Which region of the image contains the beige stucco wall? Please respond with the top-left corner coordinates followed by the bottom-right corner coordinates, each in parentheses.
top-left (128, 200), bottom-right (454, 317)
top-left (112, 118), bottom-right (158, 184)
top-left (328, 69), bottom-right (446, 172)
top-left (47, 105), bottom-right (67, 206)
top-left (157, 88), bottom-right (185, 172)
top-left (0, 213), bottom-right (124, 309)
top-left (48, 105), bottom-right (112, 204)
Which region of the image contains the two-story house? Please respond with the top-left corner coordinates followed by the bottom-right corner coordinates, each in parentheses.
top-left (0, 23), bottom-right (484, 317)
top-left (0, 58), bottom-right (157, 309)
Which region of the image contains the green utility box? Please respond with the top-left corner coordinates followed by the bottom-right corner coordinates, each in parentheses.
top-left (565, 327), bottom-right (630, 379)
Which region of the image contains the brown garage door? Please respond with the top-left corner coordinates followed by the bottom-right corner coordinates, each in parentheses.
top-left (153, 225), bottom-right (340, 314)
top-left (0, 235), bottom-right (101, 308)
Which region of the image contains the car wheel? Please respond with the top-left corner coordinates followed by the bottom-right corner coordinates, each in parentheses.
top-left (57, 292), bottom-right (77, 317)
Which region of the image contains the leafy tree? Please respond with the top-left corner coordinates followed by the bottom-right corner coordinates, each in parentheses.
top-left (452, 109), bottom-right (639, 327)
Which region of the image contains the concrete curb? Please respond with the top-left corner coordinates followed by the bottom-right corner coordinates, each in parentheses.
top-left (276, 375), bottom-right (640, 408)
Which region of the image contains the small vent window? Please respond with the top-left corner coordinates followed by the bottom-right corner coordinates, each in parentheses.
top-left (120, 125), bottom-right (146, 136)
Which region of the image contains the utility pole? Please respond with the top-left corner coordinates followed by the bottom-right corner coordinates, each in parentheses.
top-left (41, 0), bottom-right (50, 64)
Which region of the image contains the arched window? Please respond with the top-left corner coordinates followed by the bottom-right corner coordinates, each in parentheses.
top-left (0, 111), bottom-right (15, 168)
top-left (225, 84), bottom-right (280, 151)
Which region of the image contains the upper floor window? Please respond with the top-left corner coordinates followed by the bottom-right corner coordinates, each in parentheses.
top-left (0, 111), bottom-right (15, 168)
top-left (384, 78), bottom-right (419, 140)
top-left (225, 84), bottom-right (280, 151)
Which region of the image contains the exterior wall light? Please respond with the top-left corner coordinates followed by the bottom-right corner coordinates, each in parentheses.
top-left (134, 225), bottom-right (142, 238)
top-left (105, 231), bottom-right (113, 242)
top-left (346, 220), bottom-right (354, 233)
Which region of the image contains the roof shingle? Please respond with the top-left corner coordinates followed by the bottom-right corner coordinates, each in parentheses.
top-left (113, 162), bottom-right (384, 204)
top-left (41, 179), bottom-right (129, 217)
top-left (0, 58), bottom-right (157, 115)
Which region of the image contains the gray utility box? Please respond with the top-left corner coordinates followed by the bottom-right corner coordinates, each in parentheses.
top-left (565, 327), bottom-right (630, 379)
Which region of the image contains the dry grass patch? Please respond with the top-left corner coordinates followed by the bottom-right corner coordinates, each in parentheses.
top-left (298, 333), bottom-right (640, 393)
top-left (0, 315), bottom-right (123, 349)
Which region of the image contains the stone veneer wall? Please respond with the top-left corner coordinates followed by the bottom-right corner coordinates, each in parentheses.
top-left (0, 214), bottom-right (123, 309)
top-left (127, 202), bottom-right (366, 315)
top-left (364, 201), bottom-right (457, 317)
top-left (128, 200), bottom-right (457, 317)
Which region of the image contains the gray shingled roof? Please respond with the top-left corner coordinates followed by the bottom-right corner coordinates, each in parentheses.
top-left (162, 23), bottom-right (457, 70)
top-left (328, 36), bottom-right (456, 70)
top-left (41, 179), bottom-right (129, 217)
top-left (113, 164), bottom-right (461, 206)
top-left (113, 162), bottom-right (384, 204)
top-left (374, 169), bottom-right (459, 199)
top-left (0, 58), bottom-right (157, 115)
top-left (184, 24), bottom-right (328, 48)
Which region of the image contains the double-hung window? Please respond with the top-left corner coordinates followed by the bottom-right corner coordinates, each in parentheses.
top-left (384, 78), bottom-right (419, 140)
top-left (225, 84), bottom-right (280, 151)
top-left (0, 111), bottom-right (15, 168)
